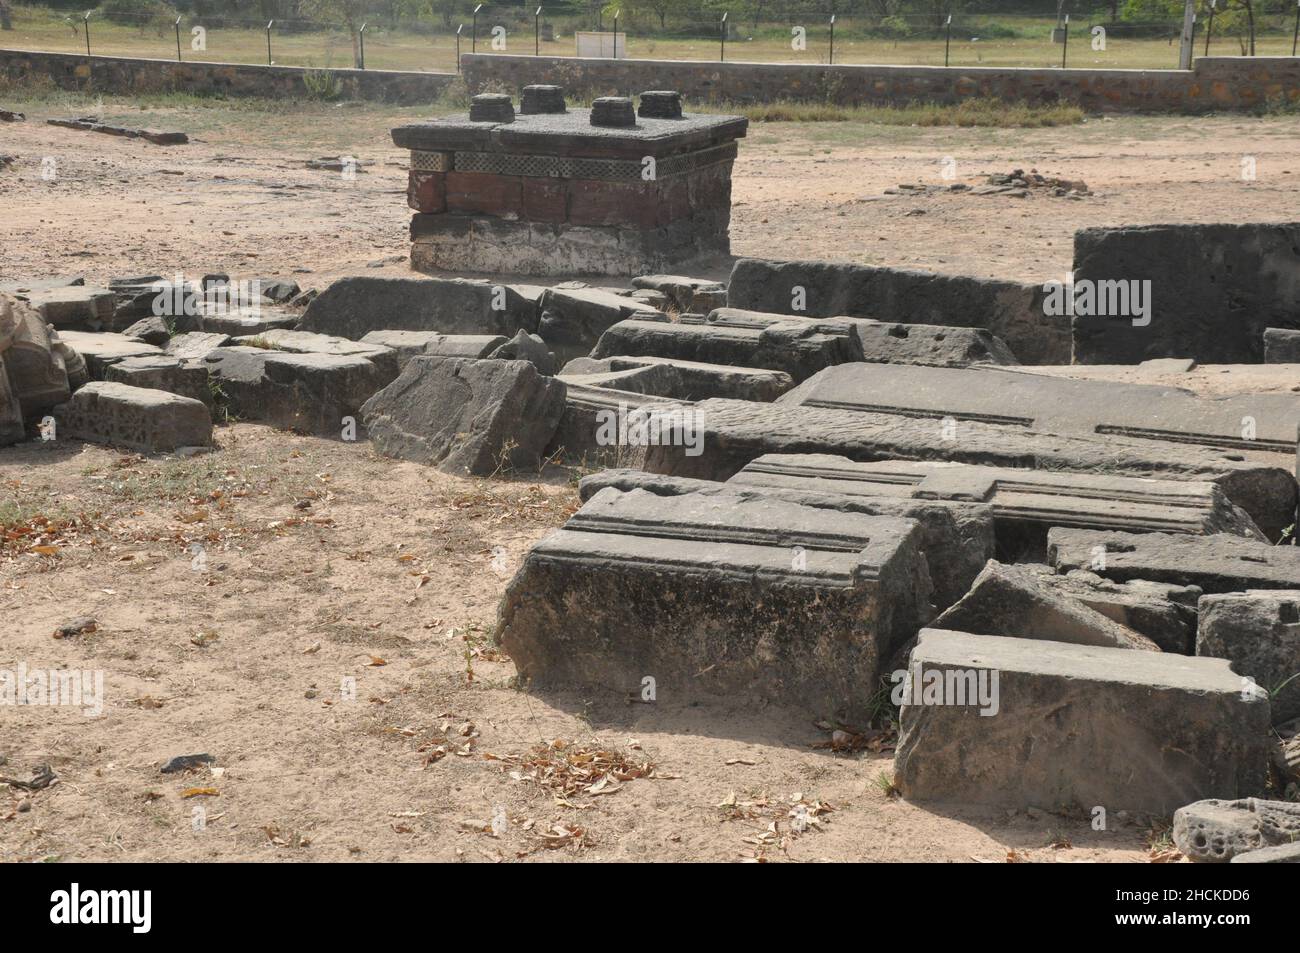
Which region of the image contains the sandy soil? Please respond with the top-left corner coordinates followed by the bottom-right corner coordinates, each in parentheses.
top-left (4, 100), bottom-right (1296, 863)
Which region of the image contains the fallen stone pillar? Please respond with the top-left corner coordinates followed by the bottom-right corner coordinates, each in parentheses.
top-left (1049, 527), bottom-right (1300, 594)
top-left (591, 318), bottom-right (861, 383)
top-left (638, 399), bottom-right (1297, 538)
top-left (561, 355), bottom-right (793, 402)
top-left (497, 486), bottom-right (933, 720)
top-left (894, 629), bottom-right (1271, 814)
top-left (729, 453), bottom-right (1265, 557)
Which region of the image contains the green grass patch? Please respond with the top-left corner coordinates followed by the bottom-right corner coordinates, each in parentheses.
top-left (727, 96), bottom-right (1086, 127)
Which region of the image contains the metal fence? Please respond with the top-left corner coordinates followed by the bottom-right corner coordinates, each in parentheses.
top-left (4, 4), bottom-right (1299, 73)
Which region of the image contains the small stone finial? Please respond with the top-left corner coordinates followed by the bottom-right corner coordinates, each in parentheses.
top-left (638, 90), bottom-right (683, 119)
top-left (589, 96), bottom-right (636, 128)
top-left (468, 93), bottom-right (515, 123)
top-left (520, 84), bottom-right (567, 114)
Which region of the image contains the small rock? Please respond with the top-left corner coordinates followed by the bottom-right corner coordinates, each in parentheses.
top-left (53, 617), bottom-right (98, 639)
top-left (160, 753), bottom-right (216, 774)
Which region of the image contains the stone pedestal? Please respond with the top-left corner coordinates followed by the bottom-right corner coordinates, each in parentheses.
top-left (391, 91), bottom-right (746, 277)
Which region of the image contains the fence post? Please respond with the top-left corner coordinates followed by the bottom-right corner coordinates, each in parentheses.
top-left (359, 22), bottom-right (367, 69)
top-left (175, 15), bottom-right (182, 62)
top-left (945, 14), bottom-right (951, 67)
top-left (1177, 0), bottom-right (1195, 68)
top-left (613, 10), bottom-right (619, 58)
top-left (472, 4), bottom-right (481, 53)
top-left (1293, 0), bottom-right (1299, 56)
top-left (266, 20), bottom-right (274, 66)
top-left (828, 14), bottom-right (835, 65)
top-left (535, 6), bottom-right (541, 55)
top-left (83, 11), bottom-right (91, 57)
top-left (720, 11), bottom-right (727, 62)
top-left (456, 24), bottom-right (462, 71)
top-left (1060, 14), bottom-right (1068, 68)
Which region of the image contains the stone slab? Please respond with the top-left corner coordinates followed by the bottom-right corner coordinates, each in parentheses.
top-left (1033, 569), bottom-right (1200, 654)
top-left (536, 287), bottom-right (663, 355)
top-left (560, 355), bottom-right (793, 402)
top-left (1198, 591), bottom-right (1300, 724)
top-left (724, 257), bottom-right (1064, 364)
top-left (162, 332), bottom-right (233, 361)
top-left (361, 356), bottom-right (566, 475)
top-left (779, 362), bottom-right (1300, 458)
top-left (1230, 842), bottom-right (1300, 863)
top-left (200, 305), bottom-right (299, 337)
top-left (1049, 528), bottom-right (1300, 594)
top-left (254, 329), bottom-right (399, 380)
top-left (932, 560), bottom-right (1160, 651)
top-left (638, 399), bottom-right (1298, 540)
top-left (894, 629), bottom-right (1271, 814)
top-left (359, 329), bottom-right (508, 369)
top-left (53, 381), bottom-right (211, 452)
top-left (19, 284), bottom-right (118, 332)
top-left (575, 467), bottom-right (994, 612)
top-left (105, 355), bottom-right (212, 409)
top-left (298, 276), bottom-right (540, 341)
top-left (496, 486), bottom-right (932, 720)
top-left (590, 318), bottom-right (860, 383)
top-left (1, 294), bottom-right (71, 420)
top-left (57, 330), bottom-right (163, 380)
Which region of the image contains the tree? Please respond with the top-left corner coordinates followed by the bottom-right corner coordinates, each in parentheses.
top-left (0, 1), bottom-right (13, 31)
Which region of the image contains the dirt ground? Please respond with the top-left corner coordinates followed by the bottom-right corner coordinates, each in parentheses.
top-left (3, 98), bottom-right (1298, 862)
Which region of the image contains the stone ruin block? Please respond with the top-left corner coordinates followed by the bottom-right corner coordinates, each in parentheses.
top-left (202, 346), bottom-right (392, 436)
top-left (1264, 327), bottom-right (1300, 364)
top-left (393, 99), bottom-right (747, 277)
top-left (1, 294), bottom-right (72, 421)
top-left (1172, 797), bottom-right (1300, 863)
top-left (724, 257), bottom-right (1065, 365)
top-left (490, 329), bottom-right (557, 375)
top-left (575, 467), bottom-right (995, 613)
top-left (1049, 527), bottom-right (1300, 594)
top-left (1197, 591), bottom-right (1300, 724)
top-left (163, 332), bottom-right (234, 362)
top-left (253, 329), bottom-right (399, 380)
top-left (1230, 842), bottom-right (1300, 863)
top-left (56, 331), bottom-right (163, 379)
top-left (894, 629), bottom-right (1271, 815)
top-left (496, 486), bottom-right (933, 720)
top-left (708, 308), bottom-right (1019, 367)
top-left (361, 356), bottom-right (566, 475)
top-left (536, 286), bottom-right (663, 360)
top-left (105, 355), bottom-right (212, 409)
top-left (730, 454), bottom-right (1264, 560)
top-left (591, 318), bottom-right (860, 383)
top-left (931, 560), bottom-right (1160, 651)
top-left (1032, 569), bottom-right (1200, 654)
top-left (299, 276), bottom-right (540, 342)
top-left (0, 358), bottom-right (22, 446)
top-left (360, 330), bottom-right (507, 369)
top-left (632, 274), bottom-right (728, 314)
top-left (19, 284), bottom-right (119, 332)
top-left (780, 362), bottom-right (1300, 461)
top-left (560, 355), bottom-right (793, 402)
top-left (540, 382), bottom-right (669, 470)
top-left (637, 399), bottom-right (1297, 539)
top-left (53, 381), bottom-right (211, 452)
top-left (199, 305), bottom-right (298, 338)
top-left (1072, 223), bottom-right (1300, 365)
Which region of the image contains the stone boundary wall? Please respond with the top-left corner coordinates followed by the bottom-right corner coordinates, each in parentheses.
top-left (0, 48), bottom-right (456, 104)
top-left (4, 48), bottom-right (1295, 112)
top-left (463, 53), bottom-right (1300, 114)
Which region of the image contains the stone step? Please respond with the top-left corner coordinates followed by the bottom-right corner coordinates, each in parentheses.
top-left (53, 381), bottom-right (211, 452)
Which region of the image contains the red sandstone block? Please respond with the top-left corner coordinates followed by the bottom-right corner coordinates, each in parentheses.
top-left (407, 171), bottom-right (447, 213)
top-left (568, 179), bottom-right (658, 228)
top-left (446, 171), bottom-right (523, 218)
top-left (522, 179), bottom-right (567, 223)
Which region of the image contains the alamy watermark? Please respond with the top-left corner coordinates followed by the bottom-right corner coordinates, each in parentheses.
top-left (891, 664), bottom-right (1000, 716)
top-left (0, 663), bottom-right (104, 717)
top-left (594, 403), bottom-right (705, 457)
top-left (1042, 274), bottom-right (1151, 327)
